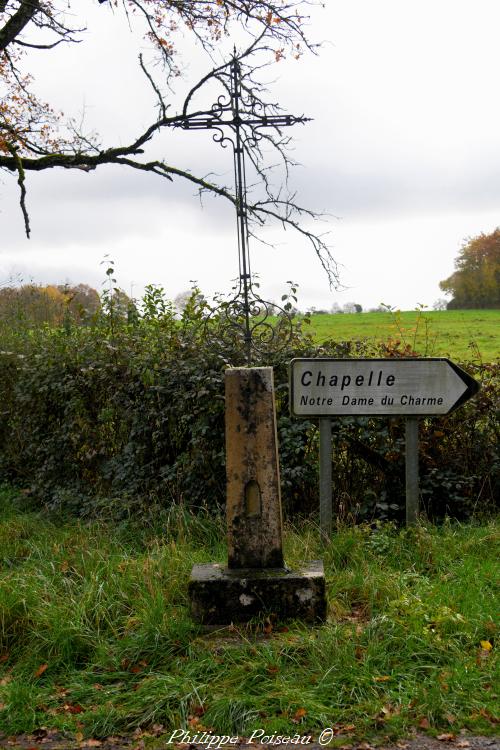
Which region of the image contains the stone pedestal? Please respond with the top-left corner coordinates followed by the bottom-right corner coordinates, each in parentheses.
top-left (189, 561), bottom-right (326, 625)
top-left (189, 366), bottom-right (327, 626)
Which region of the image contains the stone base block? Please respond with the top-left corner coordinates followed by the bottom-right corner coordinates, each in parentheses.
top-left (188, 560), bottom-right (326, 626)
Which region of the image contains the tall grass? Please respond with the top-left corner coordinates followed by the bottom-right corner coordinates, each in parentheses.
top-left (0, 487), bottom-right (497, 741)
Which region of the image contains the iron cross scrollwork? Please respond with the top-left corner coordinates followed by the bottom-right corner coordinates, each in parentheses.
top-left (171, 52), bottom-right (310, 364)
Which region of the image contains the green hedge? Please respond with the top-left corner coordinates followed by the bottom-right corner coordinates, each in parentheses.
top-left (0, 293), bottom-right (497, 521)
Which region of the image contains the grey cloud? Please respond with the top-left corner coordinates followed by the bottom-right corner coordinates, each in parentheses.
top-left (291, 161), bottom-right (500, 218)
top-left (1, 165), bottom-right (237, 250)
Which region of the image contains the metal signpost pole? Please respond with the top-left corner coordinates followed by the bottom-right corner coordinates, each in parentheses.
top-left (405, 417), bottom-right (419, 526)
top-left (319, 418), bottom-right (332, 540)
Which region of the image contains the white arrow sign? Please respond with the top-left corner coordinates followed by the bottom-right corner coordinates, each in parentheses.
top-left (290, 358), bottom-right (479, 417)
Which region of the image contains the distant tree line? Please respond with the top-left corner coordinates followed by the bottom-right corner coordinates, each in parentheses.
top-left (306, 302), bottom-right (364, 315)
top-left (0, 283), bottom-right (136, 328)
top-left (440, 228), bottom-right (500, 309)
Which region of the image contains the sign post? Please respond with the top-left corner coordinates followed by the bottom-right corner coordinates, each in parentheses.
top-left (405, 417), bottom-right (419, 525)
top-left (290, 358), bottom-right (480, 531)
top-left (319, 418), bottom-right (332, 540)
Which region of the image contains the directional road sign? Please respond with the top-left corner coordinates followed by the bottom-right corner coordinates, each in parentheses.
top-left (290, 358), bottom-right (480, 417)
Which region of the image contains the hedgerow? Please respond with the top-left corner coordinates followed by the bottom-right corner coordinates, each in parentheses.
top-left (0, 286), bottom-right (497, 521)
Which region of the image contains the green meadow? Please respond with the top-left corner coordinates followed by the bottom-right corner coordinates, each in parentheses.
top-left (306, 309), bottom-right (499, 362)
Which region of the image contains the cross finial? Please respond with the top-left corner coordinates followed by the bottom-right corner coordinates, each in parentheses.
top-left (170, 54), bottom-right (310, 363)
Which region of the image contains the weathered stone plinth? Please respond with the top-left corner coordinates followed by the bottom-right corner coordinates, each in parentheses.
top-left (189, 366), bottom-right (327, 626)
top-left (189, 560), bottom-right (326, 626)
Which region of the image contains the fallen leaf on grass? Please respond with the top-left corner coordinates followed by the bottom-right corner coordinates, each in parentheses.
top-left (34, 663), bottom-right (48, 678)
top-left (292, 707), bottom-right (307, 722)
top-left (373, 675), bottom-right (391, 682)
top-left (187, 716), bottom-right (210, 731)
top-left (377, 704), bottom-right (400, 720)
top-left (418, 717), bottom-right (430, 729)
top-left (437, 733), bottom-right (456, 741)
top-left (480, 640), bottom-right (493, 651)
top-left (130, 659), bottom-right (149, 674)
top-left (63, 702), bottom-right (84, 714)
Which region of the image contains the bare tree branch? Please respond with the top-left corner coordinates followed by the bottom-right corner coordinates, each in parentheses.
top-left (6, 142), bottom-right (30, 237)
top-left (139, 52), bottom-right (168, 119)
top-left (15, 36), bottom-right (75, 49)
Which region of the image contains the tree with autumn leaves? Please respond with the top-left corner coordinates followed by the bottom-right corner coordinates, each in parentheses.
top-left (440, 229), bottom-right (500, 309)
top-left (0, 283), bottom-right (101, 326)
top-left (0, 0), bottom-right (336, 283)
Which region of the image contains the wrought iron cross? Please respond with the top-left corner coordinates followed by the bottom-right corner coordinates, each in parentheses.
top-left (171, 52), bottom-right (310, 364)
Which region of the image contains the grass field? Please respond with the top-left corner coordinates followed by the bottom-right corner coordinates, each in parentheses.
top-left (0, 487), bottom-right (497, 745)
top-left (305, 309), bottom-right (499, 362)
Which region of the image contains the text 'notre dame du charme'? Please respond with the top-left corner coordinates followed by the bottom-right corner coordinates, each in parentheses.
top-left (298, 369), bottom-right (444, 408)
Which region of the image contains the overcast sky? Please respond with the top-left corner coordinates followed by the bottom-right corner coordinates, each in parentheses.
top-left (1, 0), bottom-right (500, 311)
